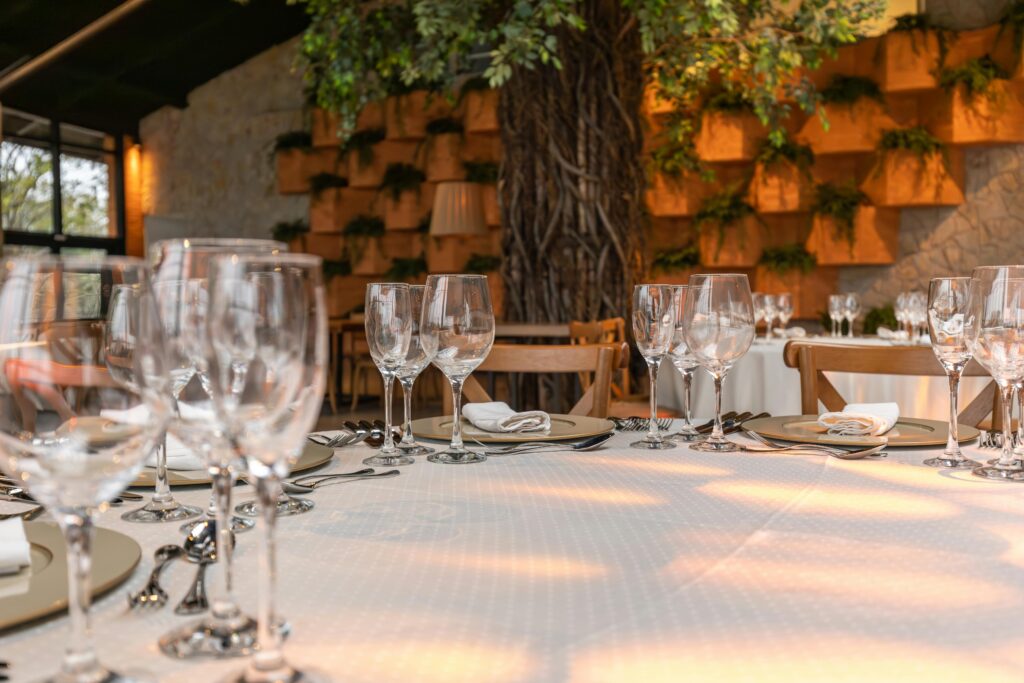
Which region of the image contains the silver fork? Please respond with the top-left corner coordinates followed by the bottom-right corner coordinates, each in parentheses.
top-left (0, 506), bottom-right (44, 522)
top-left (617, 417), bottom-right (672, 432)
top-left (744, 431), bottom-right (887, 460)
top-left (127, 544), bottom-right (184, 610)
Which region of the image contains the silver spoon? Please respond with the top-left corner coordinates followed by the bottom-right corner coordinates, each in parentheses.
top-left (128, 544), bottom-right (184, 610)
top-left (175, 520), bottom-right (230, 615)
top-left (282, 470), bottom-right (401, 494)
top-left (477, 433), bottom-right (613, 456)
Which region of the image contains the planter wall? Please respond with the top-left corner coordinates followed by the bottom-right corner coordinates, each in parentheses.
top-left (425, 134), bottom-right (466, 181)
top-left (304, 148), bottom-right (344, 179)
top-left (383, 186), bottom-right (434, 231)
top-left (326, 275), bottom-right (375, 317)
top-left (426, 235), bottom-right (495, 273)
top-left (860, 149), bottom-right (965, 207)
top-left (747, 161), bottom-right (812, 213)
top-left (276, 150), bottom-right (308, 194)
top-left (797, 99), bottom-right (898, 155)
top-left (924, 80), bottom-right (1024, 145)
top-left (806, 206), bottom-right (900, 266)
top-left (334, 189), bottom-right (378, 232)
top-left (385, 91), bottom-right (451, 140)
top-left (303, 233), bottom-right (344, 261)
top-left (347, 141), bottom-right (417, 188)
top-left (481, 184), bottom-right (500, 227)
top-left (463, 90), bottom-right (499, 133)
top-left (646, 172), bottom-right (708, 217)
top-left (351, 233), bottom-right (425, 276)
top-left (753, 265), bottom-right (838, 319)
top-left (463, 134), bottom-right (502, 163)
top-left (876, 30), bottom-right (940, 92)
top-left (698, 216), bottom-right (764, 268)
top-left (695, 111), bottom-right (762, 162)
top-left (310, 189), bottom-right (342, 233)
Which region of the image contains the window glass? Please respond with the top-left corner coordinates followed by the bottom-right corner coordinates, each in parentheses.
top-left (1, 140), bottom-right (54, 234)
top-left (60, 150), bottom-right (115, 237)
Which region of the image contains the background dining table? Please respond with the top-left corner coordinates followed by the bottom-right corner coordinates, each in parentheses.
top-left (660, 336), bottom-right (993, 422)
top-left (1, 426), bottom-right (1021, 682)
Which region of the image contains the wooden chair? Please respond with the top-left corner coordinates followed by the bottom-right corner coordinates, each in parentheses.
top-left (782, 341), bottom-right (1001, 428)
top-left (569, 318), bottom-right (629, 397)
top-left (442, 342), bottom-right (625, 418)
top-left (5, 358), bottom-right (118, 432)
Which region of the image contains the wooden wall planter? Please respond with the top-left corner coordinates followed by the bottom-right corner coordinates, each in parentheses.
top-left (698, 216), bottom-right (764, 268)
top-left (303, 233), bottom-right (344, 261)
top-left (650, 268), bottom-right (699, 286)
top-left (351, 233), bottom-right (424, 276)
top-left (385, 91), bottom-right (450, 140)
top-left (310, 189), bottom-right (343, 233)
top-left (304, 148), bottom-right (343, 179)
top-left (326, 275), bottom-right (374, 318)
top-left (924, 80), bottom-right (1024, 145)
top-left (806, 206), bottom-right (899, 265)
top-left (347, 141), bottom-right (417, 188)
top-left (426, 235), bottom-right (495, 273)
top-left (383, 186), bottom-right (434, 231)
top-left (695, 111), bottom-right (762, 162)
top-left (314, 104), bottom-right (386, 145)
top-left (481, 183), bottom-right (500, 226)
top-left (797, 99), bottom-right (898, 155)
top-left (877, 30), bottom-right (940, 92)
top-left (276, 150), bottom-right (308, 194)
top-left (646, 172), bottom-right (707, 217)
top-left (356, 102), bottom-right (385, 132)
top-left (945, 25), bottom-right (1002, 66)
top-left (860, 149), bottom-right (965, 207)
top-left (463, 134), bottom-right (502, 162)
top-left (747, 161), bottom-right (812, 213)
top-left (753, 265), bottom-right (838, 319)
top-left (425, 134), bottom-right (466, 181)
top-left (464, 90), bottom-right (499, 134)
top-left (644, 83), bottom-right (675, 116)
top-left (333, 189), bottom-right (378, 232)
top-left (807, 39), bottom-right (877, 89)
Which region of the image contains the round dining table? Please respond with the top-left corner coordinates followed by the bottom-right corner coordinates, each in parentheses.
top-left (1, 426), bottom-right (1020, 682)
top-left (659, 336), bottom-right (993, 422)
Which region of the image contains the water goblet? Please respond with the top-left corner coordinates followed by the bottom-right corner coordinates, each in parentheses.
top-left (667, 285), bottom-right (702, 442)
top-left (363, 283), bottom-right (414, 466)
top-left (396, 284), bottom-right (436, 456)
top-left (776, 293), bottom-right (793, 334)
top-left (631, 284), bottom-right (676, 450)
top-left (683, 273), bottom-right (755, 452)
top-left (844, 292), bottom-right (861, 338)
top-left (828, 294), bottom-right (844, 337)
top-left (420, 274), bottom-right (495, 464)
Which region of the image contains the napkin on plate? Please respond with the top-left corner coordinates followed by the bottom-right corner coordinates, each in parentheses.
top-left (100, 406), bottom-right (206, 471)
top-left (0, 518), bottom-right (31, 576)
top-left (780, 326), bottom-right (807, 339)
top-left (817, 402), bottom-right (900, 436)
top-left (462, 402), bottom-right (551, 433)
top-left (877, 326), bottom-right (910, 342)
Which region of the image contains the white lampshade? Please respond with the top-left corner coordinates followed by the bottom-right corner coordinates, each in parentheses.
top-left (429, 181), bottom-right (488, 236)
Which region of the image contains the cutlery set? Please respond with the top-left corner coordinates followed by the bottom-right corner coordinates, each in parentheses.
top-left (127, 520), bottom-right (228, 615)
top-left (977, 429), bottom-right (1022, 450)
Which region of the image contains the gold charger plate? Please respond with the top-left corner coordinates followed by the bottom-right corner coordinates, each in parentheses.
top-left (411, 414), bottom-right (614, 444)
top-left (131, 441), bottom-right (334, 487)
top-left (0, 523), bottom-right (140, 632)
top-left (744, 415), bottom-right (980, 448)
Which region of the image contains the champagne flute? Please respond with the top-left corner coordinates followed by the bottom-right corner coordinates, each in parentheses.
top-left (0, 256), bottom-right (170, 683)
top-left (683, 273), bottom-right (755, 452)
top-left (631, 284), bottom-right (676, 450)
top-left (206, 253), bottom-right (328, 682)
top-left (667, 285), bottom-right (702, 442)
top-left (925, 277), bottom-right (980, 469)
top-left (107, 284), bottom-right (202, 525)
top-left (420, 274), bottom-right (495, 464)
top-left (844, 293), bottom-right (861, 338)
top-left (828, 294), bottom-right (844, 337)
top-left (363, 283), bottom-right (414, 466)
top-left (396, 284), bottom-right (436, 456)
top-left (776, 293), bottom-right (793, 334)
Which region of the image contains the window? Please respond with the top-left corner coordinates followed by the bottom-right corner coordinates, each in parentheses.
top-left (1, 108), bottom-right (125, 255)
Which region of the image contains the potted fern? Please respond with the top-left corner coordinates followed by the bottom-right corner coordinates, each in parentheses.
top-left (876, 13), bottom-right (945, 92)
top-left (463, 253), bottom-right (504, 317)
top-left (796, 75), bottom-right (898, 155)
top-left (465, 162), bottom-right (500, 226)
top-left (423, 118), bottom-right (466, 182)
top-left (747, 136), bottom-right (814, 213)
top-left (650, 244), bottom-right (700, 285)
top-left (274, 131), bottom-right (312, 194)
top-left (861, 127), bottom-right (965, 207)
top-left (694, 188), bottom-right (762, 267)
top-left (459, 76), bottom-right (499, 134)
top-left (695, 88), bottom-right (763, 162)
top-left (380, 163), bottom-right (431, 230)
top-left (806, 182), bottom-right (899, 265)
top-left (927, 56), bottom-right (1024, 144)
top-left (754, 244), bottom-right (834, 319)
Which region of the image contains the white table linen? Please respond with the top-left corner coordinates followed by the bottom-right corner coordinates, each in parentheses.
top-left (0, 518), bottom-right (30, 575)
top-left (819, 402), bottom-right (900, 436)
top-left (1, 427), bottom-right (1020, 682)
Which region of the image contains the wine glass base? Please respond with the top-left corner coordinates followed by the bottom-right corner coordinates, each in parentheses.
top-left (362, 454), bottom-right (415, 466)
top-left (986, 458), bottom-right (1023, 467)
top-left (690, 440), bottom-right (739, 453)
top-left (235, 497), bottom-right (315, 518)
top-left (179, 515), bottom-right (255, 534)
top-left (220, 665), bottom-right (330, 683)
top-left (972, 465), bottom-right (1024, 481)
top-left (397, 443), bottom-right (436, 456)
top-left (427, 450), bottom-right (487, 465)
top-left (923, 456), bottom-right (981, 469)
top-left (121, 502), bottom-right (203, 524)
top-left (669, 431), bottom-right (704, 443)
top-left (630, 439), bottom-right (676, 450)
top-left (38, 668), bottom-right (152, 683)
top-left (159, 614), bottom-right (259, 659)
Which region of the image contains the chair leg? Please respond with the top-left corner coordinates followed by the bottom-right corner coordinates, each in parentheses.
top-left (350, 365), bottom-right (362, 412)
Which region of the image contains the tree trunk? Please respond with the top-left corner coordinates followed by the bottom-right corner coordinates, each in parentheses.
top-left (498, 0), bottom-right (646, 323)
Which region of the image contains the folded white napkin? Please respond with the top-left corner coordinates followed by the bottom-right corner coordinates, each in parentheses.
top-left (877, 326), bottom-right (909, 341)
top-left (462, 402), bottom-right (551, 433)
top-left (0, 518), bottom-right (31, 576)
top-left (100, 406), bottom-right (206, 471)
top-left (818, 402), bottom-right (900, 436)
top-left (781, 326), bottom-right (807, 339)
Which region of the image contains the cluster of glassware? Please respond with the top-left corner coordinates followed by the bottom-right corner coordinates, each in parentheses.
top-left (827, 292), bottom-right (861, 338)
top-left (751, 292), bottom-right (793, 340)
top-left (895, 290), bottom-right (928, 341)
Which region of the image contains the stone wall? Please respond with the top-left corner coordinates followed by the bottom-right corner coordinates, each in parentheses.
top-left (139, 37), bottom-right (307, 242)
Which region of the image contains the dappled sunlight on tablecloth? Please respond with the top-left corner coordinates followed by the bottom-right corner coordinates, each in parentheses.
top-left (585, 455), bottom-right (732, 477)
top-left (393, 546), bottom-right (609, 579)
top-left (493, 482), bottom-right (665, 506)
top-left (977, 522), bottom-right (1024, 569)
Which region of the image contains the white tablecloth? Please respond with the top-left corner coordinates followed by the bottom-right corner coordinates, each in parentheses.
top-left (660, 337), bottom-right (992, 422)
top-left (2, 430), bottom-right (1021, 682)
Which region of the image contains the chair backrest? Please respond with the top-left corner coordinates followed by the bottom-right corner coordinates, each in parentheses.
top-left (5, 358), bottom-right (118, 432)
top-left (443, 342), bottom-right (625, 418)
top-left (782, 341), bottom-right (1000, 428)
top-left (569, 318), bottom-right (629, 397)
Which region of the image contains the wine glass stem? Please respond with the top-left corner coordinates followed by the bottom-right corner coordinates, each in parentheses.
top-left (382, 373), bottom-right (396, 452)
top-left (153, 434), bottom-right (173, 505)
top-left (711, 374), bottom-right (725, 442)
top-left (997, 383), bottom-right (1017, 468)
top-left (400, 378), bottom-right (416, 446)
top-left (450, 378), bottom-right (465, 451)
top-left (252, 475), bottom-right (287, 674)
top-left (57, 509), bottom-right (100, 678)
top-left (647, 360), bottom-right (660, 441)
top-left (681, 369), bottom-right (694, 429)
top-left (210, 462), bottom-right (240, 619)
top-left (944, 369), bottom-right (962, 459)
top-left (1017, 384), bottom-right (1023, 449)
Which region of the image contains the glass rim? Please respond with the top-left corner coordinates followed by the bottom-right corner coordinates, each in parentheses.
top-left (152, 237), bottom-right (287, 251)
top-left (1, 254), bottom-right (149, 269)
top-left (210, 252), bottom-right (322, 267)
top-left (930, 276), bottom-right (972, 281)
top-left (426, 273), bottom-right (488, 279)
top-left (367, 281), bottom-right (411, 288)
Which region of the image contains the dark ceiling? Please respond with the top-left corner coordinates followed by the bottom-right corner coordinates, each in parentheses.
top-left (0, 0), bottom-right (308, 134)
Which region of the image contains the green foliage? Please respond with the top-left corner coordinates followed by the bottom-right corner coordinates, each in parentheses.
top-left (650, 111), bottom-right (706, 177)
top-left (878, 126), bottom-right (944, 157)
top-left (819, 75), bottom-right (883, 105)
top-left (426, 117), bottom-right (464, 135)
top-left (890, 13), bottom-right (931, 32)
top-left (271, 219), bottom-right (309, 242)
top-left (385, 256), bottom-right (428, 280)
top-left (275, 131), bottom-right (312, 151)
top-left (322, 259), bottom-right (352, 280)
top-left (651, 245), bottom-right (700, 273)
top-left (309, 172), bottom-right (348, 197)
top-left (1001, 0), bottom-right (1024, 52)
top-left (812, 182), bottom-right (866, 248)
top-left (464, 161), bottom-right (498, 184)
top-left (343, 215), bottom-right (385, 237)
top-left (463, 253), bottom-right (501, 273)
top-left (342, 128), bottom-right (385, 167)
top-left (755, 135), bottom-right (813, 171)
top-left (380, 163), bottom-right (426, 201)
top-left (703, 88), bottom-right (753, 113)
top-left (694, 188), bottom-right (755, 253)
top-left (758, 244), bottom-right (816, 275)
top-left (862, 304), bottom-right (897, 335)
top-left (939, 56), bottom-right (1009, 101)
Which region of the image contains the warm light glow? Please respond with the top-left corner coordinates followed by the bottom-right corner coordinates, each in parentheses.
top-left (978, 522), bottom-right (1024, 569)
top-left (395, 547), bottom-right (608, 579)
top-left (495, 482), bottom-right (665, 506)
top-left (586, 455), bottom-right (731, 477)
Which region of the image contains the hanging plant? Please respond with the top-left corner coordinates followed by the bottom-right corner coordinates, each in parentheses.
top-left (384, 256), bottom-right (428, 280)
top-left (939, 55), bottom-right (1010, 101)
top-left (343, 215), bottom-right (386, 237)
top-left (878, 126), bottom-right (945, 157)
top-left (322, 260), bottom-right (352, 281)
top-left (274, 131), bottom-right (312, 151)
top-left (650, 110), bottom-right (710, 179)
top-left (342, 128), bottom-right (385, 167)
top-left (1000, 0), bottom-right (1024, 53)
top-left (755, 135), bottom-right (814, 174)
top-left (464, 253), bottom-right (501, 273)
top-left (271, 219), bottom-right (309, 243)
top-left (652, 245), bottom-right (700, 273)
top-left (464, 161), bottom-right (498, 184)
top-left (702, 88), bottom-right (755, 113)
top-left (812, 182), bottom-right (867, 247)
top-left (425, 118), bottom-right (464, 136)
top-left (309, 173), bottom-right (348, 197)
top-left (694, 187), bottom-right (756, 253)
top-left (758, 244), bottom-right (816, 275)
top-left (889, 12), bottom-right (952, 60)
top-left (819, 75), bottom-right (884, 105)
top-left (381, 163), bottom-right (426, 201)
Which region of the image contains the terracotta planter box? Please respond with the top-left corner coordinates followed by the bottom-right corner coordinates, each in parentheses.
top-left (303, 233), bottom-right (344, 261)
top-left (463, 134), bottom-right (502, 163)
top-left (644, 83), bottom-right (675, 116)
top-left (312, 108), bottom-right (339, 148)
top-left (924, 80), bottom-right (1024, 145)
top-left (797, 99), bottom-right (898, 155)
top-left (304, 148), bottom-right (344, 179)
top-left (310, 189), bottom-right (342, 233)
top-left (753, 265), bottom-right (838, 319)
top-left (350, 233), bottom-right (424, 276)
top-left (335, 188), bottom-right (379, 232)
top-left (646, 172), bottom-right (707, 217)
top-left (807, 39), bottom-right (877, 89)
top-left (695, 111), bottom-right (762, 162)
top-left (385, 91), bottom-right (450, 140)
top-left (806, 206), bottom-right (900, 265)
top-left (464, 90), bottom-right (499, 134)
top-left (425, 133), bottom-right (466, 182)
top-left (356, 102), bottom-right (385, 131)
top-left (482, 272), bottom-right (505, 319)
top-left (347, 141), bottom-right (417, 188)
top-left (860, 149), bottom-right (965, 207)
top-left (326, 275), bottom-right (374, 318)
top-left (276, 149), bottom-right (308, 194)
top-left (383, 186), bottom-right (433, 231)
top-left (650, 268), bottom-right (699, 286)
top-left (747, 161), bottom-right (812, 213)
top-left (698, 216), bottom-right (764, 268)
top-left (481, 183), bottom-right (500, 226)
top-left (876, 30), bottom-right (940, 92)
top-left (426, 235), bottom-right (495, 273)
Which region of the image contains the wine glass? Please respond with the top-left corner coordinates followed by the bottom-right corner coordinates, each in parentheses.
top-left (396, 285), bottom-right (436, 456)
top-left (107, 284), bottom-right (201, 525)
top-left (909, 290), bottom-right (927, 340)
top-left (0, 256), bottom-right (170, 683)
top-left (631, 284), bottom-right (677, 450)
top-left (844, 293), bottom-right (861, 338)
top-left (420, 274), bottom-right (495, 464)
top-left (828, 294), bottom-right (844, 337)
top-left (667, 285), bottom-right (702, 442)
top-left (776, 293), bottom-right (793, 334)
top-left (205, 253), bottom-right (328, 682)
top-left (762, 294), bottom-right (778, 341)
top-left (752, 292), bottom-right (765, 340)
top-left (925, 277), bottom-right (981, 469)
top-left (683, 273), bottom-right (755, 452)
top-left (363, 283), bottom-right (414, 466)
